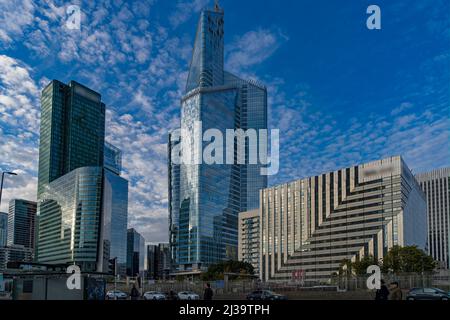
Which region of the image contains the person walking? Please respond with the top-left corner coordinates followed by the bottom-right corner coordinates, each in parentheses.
top-left (130, 284), bottom-right (140, 300)
top-left (389, 281), bottom-right (403, 300)
top-left (203, 283), bottom-right (214, 301)
top-left (375, 279), bottom-right (389, 300)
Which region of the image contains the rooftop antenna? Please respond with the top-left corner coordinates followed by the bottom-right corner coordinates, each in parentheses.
top-left (214, 0), bottom-right (221, 12)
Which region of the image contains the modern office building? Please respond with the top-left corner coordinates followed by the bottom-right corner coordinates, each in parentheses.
top-left (100, 167), bottom-right (129, 275)
top-left (238, 209), bottom-right (260, 274)
top-left (36, 79), bottom-right (128, 273)
top-left (8, 199), bottom-right (37, 249)
top-left (415, 168), bottom-right (450, 269)
top-left (36, 162), bottom-right (128, 273)
top-left (104, 142), bottom-right (122, 176)
top-left (260, 156), bottom-right (427, 282)
top-left (0, 212), bottom-right (7, 247)
top-left (127, 228), bottom-right (146, 277)
top-left (169, 2), bottom-right (268, 274)
top-left (0, 245), bottom-right (33, 271)
top-left (37, 80), bottom-right (105, 197)
top-left (147, 243), bottom-right (171, 280)
top-left (37, 167), bottom-right (104, 271)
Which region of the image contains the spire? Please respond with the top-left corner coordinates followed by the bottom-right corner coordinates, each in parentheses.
top-left (214, 0), bottom-right (221, 12)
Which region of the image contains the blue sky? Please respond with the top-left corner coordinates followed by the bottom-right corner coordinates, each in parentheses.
top-left (0, 0), bottom-right (449, 243)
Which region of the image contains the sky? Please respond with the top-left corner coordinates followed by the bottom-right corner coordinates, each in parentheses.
top-left (0, 0), bottom-right (449, 244)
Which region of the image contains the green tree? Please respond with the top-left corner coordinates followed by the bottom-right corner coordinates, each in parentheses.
top-left (381, 245), bottom-right (436, 273)
top-left (338, 258), bottom-right (353, 276)
top-left (201, 260), bottom-right (254, 281)
top-left (352, 255), bottom-right (379, 276)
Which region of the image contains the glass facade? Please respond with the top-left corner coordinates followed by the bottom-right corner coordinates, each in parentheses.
top-left (37, 80), bottom-right (105, 197)
top-left (99, 169), bottom-right (128, 275)
top-left (104, 142), bottom-right (122, 175)
top-left (37, 167), bottom-right (103, 272)
top-left (169, 5), bottom-right (268, 272)
top-left (0, 212), bottom-right (7, 247)
top-left (126, 228), bottom-right (146, 276)
top-left (7, 199), bottom-right (36, 249)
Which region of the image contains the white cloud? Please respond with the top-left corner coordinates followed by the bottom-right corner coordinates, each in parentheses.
top-left (0, 0), bottom-right (35, 45)
top-left (169, 0), bottom-right (209, 28)
top-left (226, 28), bottom-right (288, 74)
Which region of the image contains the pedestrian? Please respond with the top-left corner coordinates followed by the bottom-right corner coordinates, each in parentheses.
top-left (389, 281), bottom-right (403, 300)
top-left (375, 279), bottom-right (389, 300)
top-left (130, 284), bottom-right (140, 300)
top-left (203, 283), bottom-right (214, 301)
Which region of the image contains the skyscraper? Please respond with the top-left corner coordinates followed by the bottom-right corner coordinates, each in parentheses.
top-left (169, 3), bottom-right (268, 273)
top-left (37, 80), bottom-right (105, 197)
top-left (127, 228), bottom-right (146, 277)
top-left (260, 156), bottom-right (427, 282)
top-left (0, 212), bottom-right (7, 247)
top-left (7, 199), bottom-right (36, 249)
top-left (147, 243), bottom-right (171, 280)
top-left (100, 145), bottom-right (128, 275)
top-left (36, 80), bottom-right (128, 273)
top-left (415, 168), bottom-right (450, 269)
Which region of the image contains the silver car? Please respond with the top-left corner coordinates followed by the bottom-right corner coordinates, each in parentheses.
top-left (177, 291), bottom-right (200, 300)
top-left (106, 290), bottom-right (128, 300)
top-left (143, 291), bottom-right (166, 300)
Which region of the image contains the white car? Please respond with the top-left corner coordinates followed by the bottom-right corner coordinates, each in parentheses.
top-left (143, 291), bottom-right (166, 300)
top-left (177, 291), bottom-right (200, 300)
top-left (106, 290), bottom-right (128, 300)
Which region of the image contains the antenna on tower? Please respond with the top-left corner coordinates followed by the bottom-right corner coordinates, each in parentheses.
top-left (214, 0), bottom-right (221, 12)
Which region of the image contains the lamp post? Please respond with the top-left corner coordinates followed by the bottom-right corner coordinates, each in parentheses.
top-left (0, 171), bottom-right (18, 210)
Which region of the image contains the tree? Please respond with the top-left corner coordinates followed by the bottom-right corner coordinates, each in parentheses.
top-left (352, 255), bottom-right (379, 276)
top-left (201, 260), bottom-right (255, 281)
top-left (338, 259), bottom-right (353, 276)
top-left (381, 245), bottom-right (436, 274)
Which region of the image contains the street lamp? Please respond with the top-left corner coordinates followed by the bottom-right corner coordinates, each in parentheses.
top-left (0, 171), bottom-right (18, 210)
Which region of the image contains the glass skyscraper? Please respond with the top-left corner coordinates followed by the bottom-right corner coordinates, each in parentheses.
top-left (36, 80), bottom-right (128, 273)
top-left (169, 3), bottom-right (268, 273)
top-left (0, 212), bottom-right (7, 247)
top-left (37, 167), bottom-right (104, 271)
top-left (7, 199), bottom-right (37, 249)
top-left (37, 80), bottom-right (105, 197)
top-left (126, 228), bottom-right (146, 277)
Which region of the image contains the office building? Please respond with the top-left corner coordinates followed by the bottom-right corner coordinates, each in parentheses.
top-left (0, 245), bottom-right (33, 271)
top-left (37, 167), bottom-right (104, 271)
top-left (8, 199), bottom-right (37, 249)
top-left (169, 2), bottom-right (268, 274)
top-left (36, 79), bottom-right (128, 273)
top-left (127, 228), bottom-right (146, 277)
top-left (37, 80), bottom-right (105, 197)
top-left (0, 212), bottom-right (7, 247)
top-left (260, 156), bottom-right (427, 282)
top-left (238, 209), bottom-right (260, 274)
top-left (100, 167), bottom-right (129, 275)
top-left (147, 243), bottom-right (171, 280)
top-left (415, 168), bottom-right (450, 269)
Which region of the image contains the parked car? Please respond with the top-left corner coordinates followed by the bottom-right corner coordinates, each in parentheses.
top-left (246, 290), bottom-right (287, 301)
top-left (143, 291), bottom-right (166, 300)
top-left (106, 290), bottom-right (128, 300)
top-left (178, 291), bottom-right (200, 300)
top-left (406, 288), bottom-right (450, 300)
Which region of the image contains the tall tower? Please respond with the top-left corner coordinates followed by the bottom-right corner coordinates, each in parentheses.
top-left (415, 168), bottom-right (450, 269)
top-left (37, 80), bottom-right (105, 197)
top-left (169, 4), bottom-right (268, 273)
